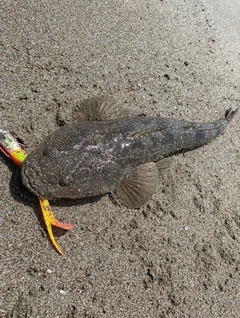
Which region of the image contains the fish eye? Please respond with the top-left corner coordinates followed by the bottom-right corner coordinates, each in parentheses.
top-left (58, 174), bottom-right (74, 187)
top-left (42, 147), bottom-right (58, 158)
top-left (42, 148), bottom-right (57, 157)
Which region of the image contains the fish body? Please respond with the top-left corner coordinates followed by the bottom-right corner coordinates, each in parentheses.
top-left (20, 97), bottom-right (237, 208)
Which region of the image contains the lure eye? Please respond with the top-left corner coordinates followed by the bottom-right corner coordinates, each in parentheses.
top-left (58, 174), bottom-right (74, 187)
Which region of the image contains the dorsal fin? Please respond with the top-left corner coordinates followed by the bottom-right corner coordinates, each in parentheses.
top-left (77, 96), bottom-right (128, 121)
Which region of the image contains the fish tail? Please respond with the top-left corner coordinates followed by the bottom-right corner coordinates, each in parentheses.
top-left (224, 107), bottom-right (238, 122)
top-left (168, 108), bottom-right (238, 154)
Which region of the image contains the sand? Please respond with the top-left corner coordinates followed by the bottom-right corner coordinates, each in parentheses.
top-left (0, 1), bottom-right (239, 317)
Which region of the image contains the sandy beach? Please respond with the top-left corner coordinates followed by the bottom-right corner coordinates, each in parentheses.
top-left (0, 1), bottom-right (239, 317)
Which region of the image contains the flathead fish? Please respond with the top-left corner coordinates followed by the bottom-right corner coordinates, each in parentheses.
top-left (21, 96), bottom-right (237, 208)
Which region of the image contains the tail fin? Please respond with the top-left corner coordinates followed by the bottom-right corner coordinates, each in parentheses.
top-left (224, 108), bottom-right (238, 121)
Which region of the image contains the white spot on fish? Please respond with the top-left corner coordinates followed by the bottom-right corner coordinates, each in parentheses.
top-left (121, 142), bottom-right (130, 149)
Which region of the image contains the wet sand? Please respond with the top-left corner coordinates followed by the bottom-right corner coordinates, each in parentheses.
top-left (0, 1), bottom-right (239, 317)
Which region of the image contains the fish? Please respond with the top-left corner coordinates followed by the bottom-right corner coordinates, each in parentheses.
top-left (20, 96), bottom-right (237, 208)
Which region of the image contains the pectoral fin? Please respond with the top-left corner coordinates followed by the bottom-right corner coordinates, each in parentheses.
top-left (114, 162), bottom-right (158, 208)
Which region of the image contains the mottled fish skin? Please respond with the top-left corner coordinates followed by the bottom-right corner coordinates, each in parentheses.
top-left (21, 105), bottom-right (237, 200)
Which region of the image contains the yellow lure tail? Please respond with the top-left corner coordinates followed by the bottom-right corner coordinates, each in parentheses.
top-left (38, 198), bottom-right (73, 255)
